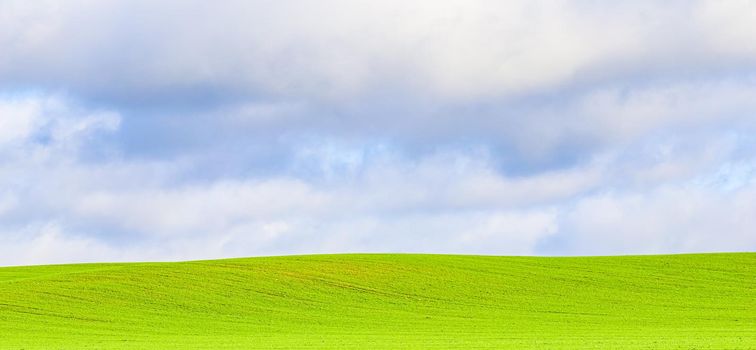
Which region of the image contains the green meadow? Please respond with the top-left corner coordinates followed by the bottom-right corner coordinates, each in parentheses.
top-left (0, 253), bottom-right (754, 349)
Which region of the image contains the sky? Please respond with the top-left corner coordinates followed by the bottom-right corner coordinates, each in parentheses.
top-left (1, 0), bottom-right (756, 265)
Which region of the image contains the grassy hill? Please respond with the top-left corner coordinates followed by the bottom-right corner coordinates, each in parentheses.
top-left (0, 253), bottom-right (754, 349)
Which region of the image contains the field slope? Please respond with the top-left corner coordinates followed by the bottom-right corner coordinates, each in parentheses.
top-left (0, 253), bottom-right (754, 349)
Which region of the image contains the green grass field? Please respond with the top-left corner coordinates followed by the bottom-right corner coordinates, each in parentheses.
top-left (0, 253), bottom-right (754, 349)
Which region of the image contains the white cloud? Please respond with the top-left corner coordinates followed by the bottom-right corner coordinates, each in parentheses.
top-left (2, 1), bottom-right (756, 101)
top-left (561, 178), bottom-right (756, 255)
top-left (0, 102), bottom-right (37, 144)
top-left (0, 223), bottom-right (119, 266)
top-left (72, 179), bottom-right (331, 236)
top-left (0, 94), bottom-right (119, 150)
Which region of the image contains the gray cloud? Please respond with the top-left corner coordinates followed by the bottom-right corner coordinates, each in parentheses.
top-left (4, 1), bottom-right (756, 170)
top-left (2, 1), bottom-right (756, 100)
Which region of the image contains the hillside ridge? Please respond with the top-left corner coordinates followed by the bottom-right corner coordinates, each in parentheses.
top-left (1, 253), bottom-right (754, 349)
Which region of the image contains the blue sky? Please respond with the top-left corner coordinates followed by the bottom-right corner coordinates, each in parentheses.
top-left (1, 1), bottom-right (756, 265)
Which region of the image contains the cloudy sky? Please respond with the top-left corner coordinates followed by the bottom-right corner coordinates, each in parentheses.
top-left (1, 0), bottom-right (756, 265)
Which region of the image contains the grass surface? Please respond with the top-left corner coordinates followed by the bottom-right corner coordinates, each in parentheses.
top-left (0, 253), bottom-right (754, 349)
